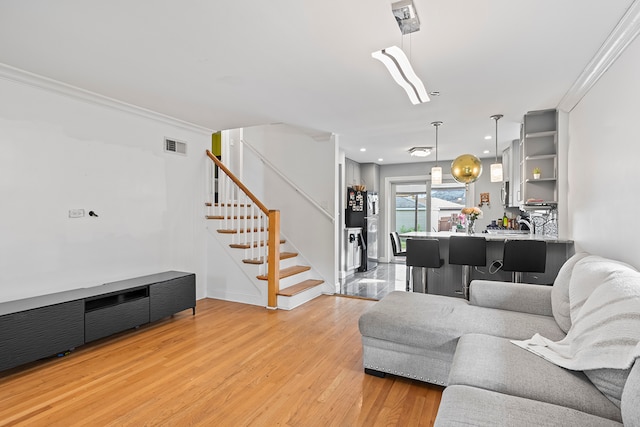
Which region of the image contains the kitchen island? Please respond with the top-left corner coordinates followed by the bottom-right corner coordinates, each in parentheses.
top-left (401, 231), bottom-right (574, 297)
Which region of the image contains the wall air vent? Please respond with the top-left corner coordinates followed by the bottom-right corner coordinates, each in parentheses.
top-left (164, 137), bottom-right (187, 155)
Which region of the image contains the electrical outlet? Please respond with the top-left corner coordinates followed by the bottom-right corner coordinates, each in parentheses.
top-left (69, 209), bottom-right (85, 218)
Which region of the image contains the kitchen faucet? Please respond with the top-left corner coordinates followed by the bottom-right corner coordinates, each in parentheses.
top-left (518, 217), bottom-right (534, 235)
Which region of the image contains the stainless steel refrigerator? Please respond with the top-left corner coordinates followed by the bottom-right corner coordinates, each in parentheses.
top-left (345, 188), bottom-right (379, 272)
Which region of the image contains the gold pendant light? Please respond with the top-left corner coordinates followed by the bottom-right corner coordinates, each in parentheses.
top-left (451, 154), bottom-right (483, 184)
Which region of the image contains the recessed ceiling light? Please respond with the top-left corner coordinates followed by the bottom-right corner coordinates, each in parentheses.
top-left (360, 148), bottom-right (366, 152)
top-left (483, 149), bottom-right (490, 154)
top-left (429, 91), bottom-right (440, 96)
top-left (378, 158), bottom-right (384, 162)
top-left (484, 135), bottom-right (492, 140)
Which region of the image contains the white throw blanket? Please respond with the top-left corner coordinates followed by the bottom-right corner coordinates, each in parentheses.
top-left (512, 259), bottom-right (640, 371)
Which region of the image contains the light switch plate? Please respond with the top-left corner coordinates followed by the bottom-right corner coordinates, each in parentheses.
top-left (69, 209), bottom-right (85, 218)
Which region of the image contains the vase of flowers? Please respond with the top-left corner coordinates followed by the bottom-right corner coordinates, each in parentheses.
top-left (461, 207), bottom-right (483, 235)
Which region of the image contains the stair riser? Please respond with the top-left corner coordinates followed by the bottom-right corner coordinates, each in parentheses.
top-left (277, 285), bottom-right (324, 310)
top-left (277, 256), bottom-right (299, 270)
top-left (279, 270), bottom-right (314, 288)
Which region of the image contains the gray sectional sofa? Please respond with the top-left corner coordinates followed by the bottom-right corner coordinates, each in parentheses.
top-left (358, 253), bottom-right (640, 426)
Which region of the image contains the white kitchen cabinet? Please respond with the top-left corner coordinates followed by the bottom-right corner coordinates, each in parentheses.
top-left (520, 109), bottom-right (558, 205)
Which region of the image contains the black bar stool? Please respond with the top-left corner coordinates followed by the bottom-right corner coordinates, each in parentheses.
top-left (406, 238), bottom-right (444, 293)
top-left (502, 239), bottom-right (547, 283)
top-left (448, 236), bottom-right (487, 299)
top-left (390, 232), bottom-right (406, 258)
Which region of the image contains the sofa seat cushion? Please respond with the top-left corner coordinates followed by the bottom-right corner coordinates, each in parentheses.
top-left (358, 291), bottom-right (566, 351)
top-left (448, 333), bottom-right (622, 422)
top-left (434, 385), bottom-right (623, 427)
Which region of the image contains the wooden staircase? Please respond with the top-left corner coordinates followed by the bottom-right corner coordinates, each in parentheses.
top-left (205, 151), bottom-right (325, 309)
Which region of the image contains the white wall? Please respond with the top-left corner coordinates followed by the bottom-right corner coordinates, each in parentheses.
top-left (567, 34), bottom-right (640, 268)
top-left (242, 124), bottom-right (338, 289)
top-left (0, 75), bottom-right (211, 302)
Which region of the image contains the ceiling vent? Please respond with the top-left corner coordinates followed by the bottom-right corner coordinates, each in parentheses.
top-left (164, 137), bottom-right (187, 155)
top-left (409, 146), bottom-right (432, 157)
top-left (392, 0), bottom-right (420, 35)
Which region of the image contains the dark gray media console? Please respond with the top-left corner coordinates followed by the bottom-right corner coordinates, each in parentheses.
top-left (0, 271), bottom-right (195, 373)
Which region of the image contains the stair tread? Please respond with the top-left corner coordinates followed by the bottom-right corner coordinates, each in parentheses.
top-left (230, 239), bottom-right (285, 249)
top-left (256, 265), bottom-right (310, 281)
top-left (206, 215), bottom-right (259, 220)
top-left (280, 251), bottom-right (298, 260)
top-left (277, 279), bottom-right (324, 297)
top-left (217, 228), bottom-right (266, 234)
top-left (242, 252), bottom-right (297, 264)
top-left (213, 202), bottom-right (251, 207)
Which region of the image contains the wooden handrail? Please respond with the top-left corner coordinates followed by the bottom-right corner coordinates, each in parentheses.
top-left (206, 150), bottom-right (269, 215)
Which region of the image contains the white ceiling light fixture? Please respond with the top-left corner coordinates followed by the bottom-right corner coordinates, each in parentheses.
top-left (372, 46), bottom-right (429, 105)
top-left (431, 121), bottom-right (443, 185)
top-left (490, 114), bottom-right (504, 183)
top-left (409, 146), bottom-right (431, 157)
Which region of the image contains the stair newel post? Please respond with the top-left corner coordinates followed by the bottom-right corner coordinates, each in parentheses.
top-left (267, 209), bottom-right (281, 309)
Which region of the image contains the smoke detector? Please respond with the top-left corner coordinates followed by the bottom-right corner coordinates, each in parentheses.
top-left (392, 0), bottom-right (420, 35)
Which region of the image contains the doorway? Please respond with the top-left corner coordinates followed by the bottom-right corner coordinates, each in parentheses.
top-left (386, 176), bottom-right (469, 256)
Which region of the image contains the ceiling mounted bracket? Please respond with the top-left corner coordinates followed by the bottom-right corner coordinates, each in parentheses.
top-left (392, 0), bottom-right (420, 34)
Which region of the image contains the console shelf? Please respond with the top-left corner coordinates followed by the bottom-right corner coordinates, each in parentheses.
top-left (0, 271), bottom-right (195, 372)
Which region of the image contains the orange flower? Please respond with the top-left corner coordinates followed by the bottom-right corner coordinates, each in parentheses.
top-left (461, 207), bottom-right (482, 220)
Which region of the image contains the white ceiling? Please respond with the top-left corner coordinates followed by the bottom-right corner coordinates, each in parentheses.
top-left (0, 0), bottom-right (635, 164)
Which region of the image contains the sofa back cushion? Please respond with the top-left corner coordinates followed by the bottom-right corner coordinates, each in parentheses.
top-left (570, 257), bottom-right (640, 409)
top-left (621, 360), bottom-right (640, 425)
top-left (551, 252), bottom-right (589, 333)
top-left (567, 256), bottom-right (638, 322)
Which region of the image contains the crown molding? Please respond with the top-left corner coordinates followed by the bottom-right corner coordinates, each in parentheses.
top-left (558, 0), bottom-right (640, 112)
top-left (0, 62), bottom-right (214, 135)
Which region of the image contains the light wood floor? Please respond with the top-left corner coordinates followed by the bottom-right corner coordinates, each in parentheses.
top-left (0, 296), bottom-right (442, 426)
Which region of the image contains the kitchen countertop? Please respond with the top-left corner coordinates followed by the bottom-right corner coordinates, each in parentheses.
top-left (401, 231), bottom-right (573, 244)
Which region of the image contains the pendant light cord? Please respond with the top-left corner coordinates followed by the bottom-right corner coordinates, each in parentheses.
top-left (490, 114), bottom-right (503, 162)
top-left (435, 124), bottom-right (438, 165)
top-left (431, 121), bottom-right (443, 166)
top-left (495, 119), bottom-right (498, 162)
